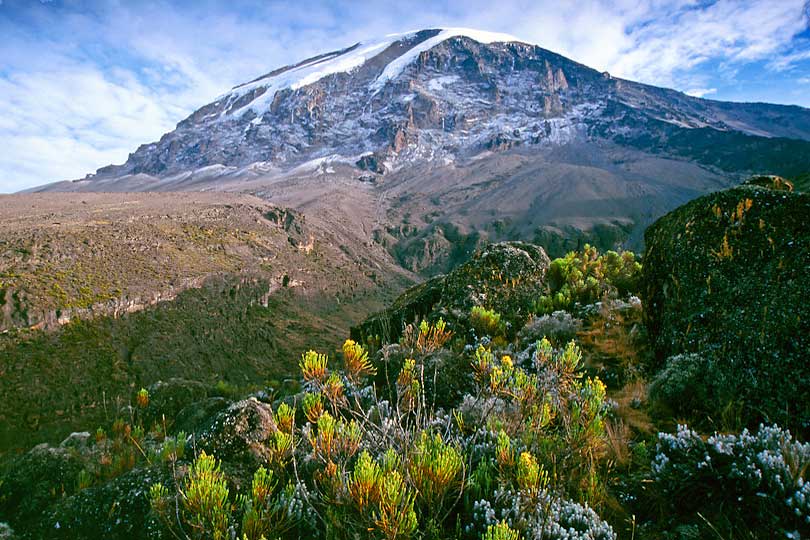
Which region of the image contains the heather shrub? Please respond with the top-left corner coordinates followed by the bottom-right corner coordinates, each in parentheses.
top-left (650, 424), bottom-right (810, 538)
top-left (519, 311), bottom-right (581, 345)
top-left (648, 353), bottom-right (726, 422)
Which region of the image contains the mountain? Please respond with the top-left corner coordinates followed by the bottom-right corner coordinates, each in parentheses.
top-left (31, 27), bottom-right (810, 271)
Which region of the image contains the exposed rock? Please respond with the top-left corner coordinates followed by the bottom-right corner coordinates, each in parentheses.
top-left (59, 432), bottom-right (92, 452)
top-left (173, 396), bottom-right (230, 435)
top-left (356, 153), bottom-right (386, 174)
top-left (196, 397), bottom-right (278, 465)
top-left (642, 178), bottom-right (810, 431)
top-left (142, 378), bottom-right (208, 427)
top-left (33, 28), bottom-right (810, 194)
top-left (353, 241), bottom-right (550, 342)
top-left (0, 444), bottom-right (84, 529)
top-left (35, 466), bottom-right (171, 540)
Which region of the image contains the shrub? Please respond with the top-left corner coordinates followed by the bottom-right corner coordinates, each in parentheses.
top-left (535, 246), bottom-right (642, 314)
top-left (342, 339), bottom-right (376, 382)
top-left (518, 311), bottom-right (581, 345)
top-left (470, 306), bottom-right (505, 338)
top-left (650, 424), bottom-right (810, 538)
top-left (42, 311), bottom-right (618, 540)
top-left (180, 451), bottom-right (231, 539)
top-left (648, 353), bottom-right (724, 421)
top-left (483, 521), bottom-right (521, 540)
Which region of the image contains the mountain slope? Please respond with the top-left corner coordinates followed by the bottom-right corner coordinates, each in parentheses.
top-left (31, 27), bottom-right (810, 270)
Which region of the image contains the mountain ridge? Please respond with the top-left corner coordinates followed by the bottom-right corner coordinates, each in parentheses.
top-left (28, 27), bottom-right (810, 272)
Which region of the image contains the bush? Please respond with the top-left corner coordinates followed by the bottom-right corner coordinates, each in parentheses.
top-left (144, 325), bottom-right (617, 540)
top-left (519, 311), bottom-right (581, 345)
top-left (650, 424), bottom-right (810, 538)
top-left (535, 246), bottom-right (642, 314)
top-left (470, 306), bottom-right (505, 338)
top-left (648, 354), bottom-right (726, 422)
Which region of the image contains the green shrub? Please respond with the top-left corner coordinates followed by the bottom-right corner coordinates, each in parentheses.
top-left (535, 246), bottom-right (641, 314)
top-left (470, 306), bottom-right (504, 338)
top-left (181, 451), bottom-right (231, 539)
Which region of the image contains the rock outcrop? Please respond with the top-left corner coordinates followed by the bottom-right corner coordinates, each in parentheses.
top-left (353, 241), bottom-right (550, 342)
top-left (642, 177), bottom-right (810, 430)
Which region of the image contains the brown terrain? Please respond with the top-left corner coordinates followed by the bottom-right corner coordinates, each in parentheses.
top-left (0, 192), bottom-right (413, 454)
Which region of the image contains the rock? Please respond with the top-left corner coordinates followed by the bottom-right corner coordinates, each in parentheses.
top-left (353, 241), bottom-right (550, 342)
top-left (142, 378), bottom-right (208, 427)
top-left (34, 466), bottom-right (172, 540)
top-left (59, 432), bottom-right (92, 452)
top-left (0, 444), bottom-right (84, 529)
top-left (642, 179), bottom-right (810, 431)
top-left (173, 397), bottom-right (230, 435)
top-left (196, 397), bottom-right (278, 465)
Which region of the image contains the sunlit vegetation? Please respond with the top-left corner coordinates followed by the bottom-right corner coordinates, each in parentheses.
top-left (534, 246), bottom-right (642, 314)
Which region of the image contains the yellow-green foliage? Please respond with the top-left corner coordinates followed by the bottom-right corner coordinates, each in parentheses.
top-left (303, 392), bottom-right (324, 423)
top-left (376, 468), bottom-right (418, 540)
top-left (470, 306), bottom-right (504, 337)
top-left (515, 451), bottom-right (548, 496)
top-left (535, 245), bottom-right (641, 314)
top-left (472, 339), bottom-right (609, 504)
top-left (408, 432), bottom-right (463, 510)
top-left (401, 318), bottom-right (453, 354)
top-left (181, 451), bottom-right (231, 540)
top-left (483, 521), bottom-right (522, 540)
top-left (131, 313), bottom-right (617, 540)
top-left (342, 339), bottom-right (376, 382)
top-left (348, 450), bottom-right (382, 513)
top-left (240, 466), bottom-right (289, 540)
top-left (300, 350), bottom-right (329, 383)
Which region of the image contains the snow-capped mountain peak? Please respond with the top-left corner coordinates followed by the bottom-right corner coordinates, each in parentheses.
top-left (48, 26), bottom-right (810, 188)
top-left (218, 28), bottom-right (525, 120)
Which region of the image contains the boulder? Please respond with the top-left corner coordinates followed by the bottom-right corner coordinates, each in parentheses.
top-left (196, 397), bottom-right (277, 466)
top-left (353, 241), bottom-right (550, 342)
top-left (0, 444), bottom-right (85, 530)
top-left (142, 378), bottom-right (209, 427)
top-left (642, 178), bottom-right (810, 430)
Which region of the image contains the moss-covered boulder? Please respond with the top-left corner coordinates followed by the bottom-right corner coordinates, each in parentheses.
top-left (140, 378), bottom-right (209, 428)
top-left (0, 444), bottom-right (85, 531)
top-left (642, 178), bottom-right (810, 430)
top-left (196, 398), bottom-right (278, 467)
top-left (352, 242), bottom-right (550, 342)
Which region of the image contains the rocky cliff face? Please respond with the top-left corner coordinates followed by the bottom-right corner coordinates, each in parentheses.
top-left (53, 28), bottom-right (810, 184)
top-left (31, 28), bottom-right (810, 273)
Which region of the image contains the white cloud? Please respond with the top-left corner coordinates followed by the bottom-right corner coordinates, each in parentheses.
top-left (685, 88), bottom-right (717, 98)
top-left (0, 0), bottom-right (809, 192)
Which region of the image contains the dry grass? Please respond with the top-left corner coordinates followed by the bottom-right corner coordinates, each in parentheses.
top-left (612, 379), bottom-right (655, 435)
top-left (604, 420), bottom-right (632, 469)
top-left (577, 300), bottom-right (647, 378)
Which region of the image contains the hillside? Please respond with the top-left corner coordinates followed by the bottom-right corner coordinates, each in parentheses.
top-left (0, 193), bottom-right (413, 453)
top-left (2, 178), bottom-right (809, 539)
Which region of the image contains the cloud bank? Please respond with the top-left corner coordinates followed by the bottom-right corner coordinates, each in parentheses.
top-left (0, 0), bottom-right (808, 192)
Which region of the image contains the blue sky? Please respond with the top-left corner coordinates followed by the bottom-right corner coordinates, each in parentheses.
top-left (1, 0), bottom-right (809, 192)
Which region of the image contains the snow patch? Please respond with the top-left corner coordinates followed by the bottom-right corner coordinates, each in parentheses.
top-left (370, 28), bottom-right (522, 94)
top-left (220, 28), bottom-right (527, 119)
top-left (427, 75), bottom-right (460, 91)
top-left (222, 33), bottom-right (415, 119)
